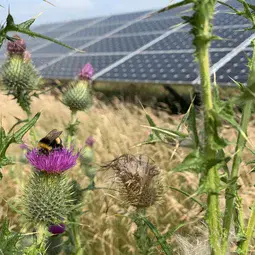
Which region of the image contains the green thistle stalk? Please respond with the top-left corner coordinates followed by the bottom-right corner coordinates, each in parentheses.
top-left (190, 1), bottom-right (221, 254)
top-left (238, 203), bottom-right (255, 255)
top-left (221, 40), bottom-right (255, 254)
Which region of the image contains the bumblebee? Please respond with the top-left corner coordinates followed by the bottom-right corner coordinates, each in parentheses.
top-left (38, 129), bottom-right (63, 155)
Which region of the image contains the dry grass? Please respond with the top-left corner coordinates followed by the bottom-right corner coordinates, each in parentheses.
top-left (0, 92), bottom-right (254, 254)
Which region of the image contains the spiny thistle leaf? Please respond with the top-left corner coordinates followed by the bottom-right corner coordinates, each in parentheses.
top-left (173, 150), bottom-right (230, 174)
top-left (0, 220), bottom-right (21, 255)
top-left (187, 102), bottom-right (200, 149)
top-left (0, 14), bottom-right (81, 52)
top-left (0, 113), bottom-right (40, 169)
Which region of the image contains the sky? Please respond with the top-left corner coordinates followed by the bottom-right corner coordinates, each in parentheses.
top-left (0, 0), bottom-right (171, 25)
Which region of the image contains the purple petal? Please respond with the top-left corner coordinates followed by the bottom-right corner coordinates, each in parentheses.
top-left (48, 223), bottom-right (66, 234)
top-left (20, 143), bottom-right (29, 150)
top-left (7, 35), bottom-right (26, 55)
top-left (85, 136), bottom-right (95, 147)
top-left (78, 63), bottom-right (94, 80)
top-left (26, 148), bottom-right (79, 173)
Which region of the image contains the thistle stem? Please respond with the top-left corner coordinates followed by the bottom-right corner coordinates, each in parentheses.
top-left (221, 41), bottom-right (255, 254)
top-left (67, 110), bottom-right (78, 148)
top-left (133, 208), bottom-right (153, 255)
top-left (70, 214), bottom-right (84, 255)
top-left (239, 203), bottom-right (255, 255)
top-left (197, 38), bottom-right (222, 255)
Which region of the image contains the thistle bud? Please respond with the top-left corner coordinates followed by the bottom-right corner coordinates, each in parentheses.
top-left (104, 154), bottom-right (163, 208)
top-left (7, 35), bottom-right (26, 56)
top-left (62, 63), bottom-right (94, 112)
top-left (80, 136), bottom-right (97, 180)
top-left (62, 80), bottom-right (93, 112)
top-left (1, 49), bottom-right (40, 114)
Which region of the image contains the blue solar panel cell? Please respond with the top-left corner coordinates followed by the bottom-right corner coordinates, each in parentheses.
top-left (69, 24), bottom-right (123, 38)
top-left (212, 28), bottom-right (253, 48)
top-left (41, 55), bottom-right (125, 78)
top-left (148, 4), bottom-right (192, 20)
top-left (217, 0), bottom-right (244, 12)
top-left (214, 50), bottom-right (251, 84)
top-left (84, 34), bottom-right (159, 53)
top-left (147, 32), bottom-right (193, 51)
top-left (214, 13), bottom-right (250, 26)
top-left (42, 30), bottom-right (69, 38)
top-left (116, 18), bottom-right (183, 35)
top-left (101, 11), bottom-right (149, 25)
top-left (34, 39), bottom-right (91, 54)
top-left (56, 18), bottom-right (99, 32)
top-left (31, 56), bottom-right (58, 68)
top-left (99, 53), bottom-right (198, 82)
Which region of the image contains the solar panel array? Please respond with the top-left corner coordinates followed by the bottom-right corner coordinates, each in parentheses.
top-left (0, 0), bottom-right (254, 85)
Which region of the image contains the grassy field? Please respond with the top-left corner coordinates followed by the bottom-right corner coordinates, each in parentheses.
top-left (0, 91), bottom-right (255, 254)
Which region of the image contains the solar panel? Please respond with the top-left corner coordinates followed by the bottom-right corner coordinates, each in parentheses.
top-left (98, 53), bottom-right (198, 83)
top-left (213, 13), bottom-right (250, 26)
top-left (214, 50), bottom-right (251, 84)
top-left (34, 39), bottom-right (92, 54)
top-left (116, 17), bottom-right (183, 35)
top-left (97, 51), bottom-right (231, 83)
top-left (67, 23), bottom-right (125, 38)
top-left (99, 11), bottom-right (149, 25)
top-left (40, 55), bottom-right (126, 79)
top-left (3, 0), bottom-right (251, 85)
top-left (84, 34), bottom-right (160, 53)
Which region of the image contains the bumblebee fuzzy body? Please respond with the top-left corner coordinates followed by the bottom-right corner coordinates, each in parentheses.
top-left (38, 129), bottom-right (63, 155)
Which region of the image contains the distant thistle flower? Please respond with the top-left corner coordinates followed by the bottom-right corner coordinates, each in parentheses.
top-left (7, 35), bottom-right (26, 56)
top-left (80, 136), bottom-right (96, 180)
top-left (48, 223), bottom-right (66, 235)
top-left (26, 148), bottom-right (79, 173)
top-left (62, 63), bottom-right (94, 112)
top-left (78, 63), bottom-right (94, 80)
top-left (2, 36), bottom-right (40, 114)
top-left (85, 136), bottom-right (95, 147)
top-left (104, 154), bottom-right (163, 208)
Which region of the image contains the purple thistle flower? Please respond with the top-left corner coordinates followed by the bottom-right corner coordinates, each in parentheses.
top-left (85, 136), bottom-right (95, 147)
top-left (78, 63), bottom-right (94, 80)
top-left (7, 35), bottom-right (26, 56)
top-left (48, 223), bottom-right (66, 235)
top-left (26, 148), bottom-right (79, 173)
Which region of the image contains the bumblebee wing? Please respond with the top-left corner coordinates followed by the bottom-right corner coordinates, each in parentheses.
top-left (40, 129), bottom-right (63, 143)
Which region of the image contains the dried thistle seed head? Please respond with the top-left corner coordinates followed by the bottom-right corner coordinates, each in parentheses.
top-left (105, 154), bottom-right (163, 208)
top-left (7, 35), bottom-right (26, 56)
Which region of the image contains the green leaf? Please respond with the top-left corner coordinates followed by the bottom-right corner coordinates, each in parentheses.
top-left (142, 125), bottom-right (188, 139)
top-left (18, 18), bottom-right (36, 30)
top-left (1, 13), bottom-right (83, 52)
top-left (188, 103), bottom-right (200, 149)
top-left (139, 216), bottom-right (172, 255)
top-left (145, 114), bottom-right (162, 141)
top-left (0, 220), bottom-right (21, 255)
top-left (14, 112), bottom-right (40, 143)
top-left (173, 150), bottom-right (229, 174)
top-left (169, 186), bottom-right (206, 209)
